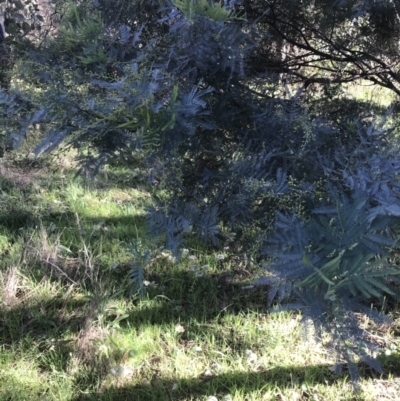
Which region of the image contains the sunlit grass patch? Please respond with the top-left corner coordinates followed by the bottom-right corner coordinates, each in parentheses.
top-left (61, 181), bottom-right (149, 218)
top-left (0, 244), bottom-right (399, 401)
top-left (343, 81), bottom-right (397, 107)
top-left (1, 149), bottom-right (400, 401)
top-left (0, 354), bottom-right (54, 401)
top-left (0, 158), bottom-right (151, 276)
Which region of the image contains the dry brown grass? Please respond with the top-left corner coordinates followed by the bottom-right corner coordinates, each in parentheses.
top-left (0, 163), bottom-right (45, 189)
top-left (1, 266), bottom-right (20, 308)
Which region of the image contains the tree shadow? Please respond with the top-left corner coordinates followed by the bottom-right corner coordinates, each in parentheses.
top-left (72, 364), bottom-right (386, 401)
top-left (2, 286), bottom-right (400, 401)
top-left (0, 263), bottom-right (269, 346)
top-left (2, 154), bottom-right (400, 400)
top-left (2, 247), bottom-right (400, 401)
top-left (0, 294), bottom-right (88, 345)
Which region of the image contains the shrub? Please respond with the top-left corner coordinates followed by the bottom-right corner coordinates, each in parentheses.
top-left (3, 0), bottom-right (400, 386)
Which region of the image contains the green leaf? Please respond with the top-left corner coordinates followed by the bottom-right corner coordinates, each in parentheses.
top-left (112, 314), bottom-right (129, 324)
top-left (14, 0), bottom-right (25, 10)
top-left (304, 254), bottom-right (337, 285)
top-left (107, 335), bottom-right (120, 349)
top-left (22, 21), bottom-right (30, 33)
top-left (345, 198), bottom-right (367, 230)
top-left (128, 349), bottom-right (137, 359)
top-left (58, 244), bottom-right (73, 254)
top-left (363, 275), bottom-right (396, 296)
top-left (352, 276), bottom-right (381, 299)
top-left (352, 276), bottom-right (373, 299)
top-left (347, 253), bottom-right (375, 275)
top-left (320, 252), bottom-right (344, 276)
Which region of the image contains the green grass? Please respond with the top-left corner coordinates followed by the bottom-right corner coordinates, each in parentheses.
top-left (343, 81), bottom-right (397, 108)
top-left (1, 151), bottom-right (400, 401)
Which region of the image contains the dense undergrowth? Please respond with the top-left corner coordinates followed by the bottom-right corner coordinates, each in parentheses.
top-left (2, 0), bottom-right (400, 399)
top-left (0, 148), bottom-right (400, 401)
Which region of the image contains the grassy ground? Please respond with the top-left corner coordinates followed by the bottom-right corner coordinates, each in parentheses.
top-left (1, 149), bottom-right (400, 401)
top-left (343, 81), bottom-right (396, 108)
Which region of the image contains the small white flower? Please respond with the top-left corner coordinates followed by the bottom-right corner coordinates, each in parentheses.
top-left (216, 254), bottom-right (225, 260)
top-left (195, 271), bottom-right (204, 278)
top-left (171, 383), bottom-right (179, 391)
top-left (181, 248), bottom-right (189, 255)
top-left (207, 397), bottom-right (218, 401)
top-left (223, 246), bottom-right (229, 250)
top-left (245, 349), bottom-right (258, 364)
top-left (201, 264), bottom-right (210, 269)
top-left (194, 346), bottom-right (202, 352)
top-left (211, 362), bottom-right (222, 372)
top-left (188, 255), bottom-right (197, 260)
top-left (109, 365), bottom-right (133, 377)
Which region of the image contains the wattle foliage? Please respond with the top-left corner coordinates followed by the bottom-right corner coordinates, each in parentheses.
top-left (2, 0), bottom-right (400, 386)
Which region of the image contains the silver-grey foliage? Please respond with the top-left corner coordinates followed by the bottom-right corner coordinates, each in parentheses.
top-left (2, 0), bottom-right (400, 387)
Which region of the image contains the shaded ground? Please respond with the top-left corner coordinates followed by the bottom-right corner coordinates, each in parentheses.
top-left (1, 155), bottom-right (400, 401)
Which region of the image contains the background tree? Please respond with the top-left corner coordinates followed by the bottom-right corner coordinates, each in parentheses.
top-left (242, 0), bottom-right (400, 95)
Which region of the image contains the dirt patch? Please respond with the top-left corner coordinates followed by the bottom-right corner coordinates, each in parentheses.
top-left (0, 164), bottom-right (46, 189)
top-left (76, 324), bottom-right (106, 361)
top-left (362, 378), bottom-right (400, 400)
top-left (74, 323), bottom-right (110, 379)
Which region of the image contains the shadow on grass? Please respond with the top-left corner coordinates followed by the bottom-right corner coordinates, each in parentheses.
top-left (0, 208), bottom-right (37, 234)
top-left (0, 208), bottom-right (148, 264)
top-left (0, 262), bottom-right (281, 391)
top-left (0, 380), bottom-right (52, 401)
top-left (72, 364), bottom-right (362, 401)
top-left (0, 294), bottom-right (88, 344)
top-left (3, 265), bottom-right (399, 397)
top-left (0, 266), bottom-right (267, 347)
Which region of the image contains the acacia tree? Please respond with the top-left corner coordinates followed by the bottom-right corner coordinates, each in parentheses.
top-left (242, 0), bottom-right (400, 95)
top-left (3, 0), bottom-right (400, 385)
